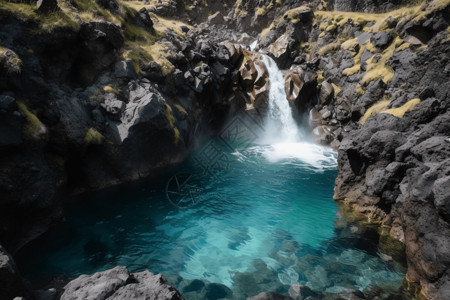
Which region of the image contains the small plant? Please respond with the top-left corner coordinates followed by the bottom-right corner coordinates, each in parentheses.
top-left (317, 42), bottom-right (340, 56)
top-left (84, 128), bottom-right (104, 144)
top-left (17, 101), bottom-right (45, 138)
top-left (165, 104), bottom-right (180, 145)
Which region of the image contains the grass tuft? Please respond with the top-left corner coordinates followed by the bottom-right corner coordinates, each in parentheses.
top-left (84, 128), bottom-right (104, 144)
top-left (318, 42), bottom-right (340, 56)
top-left (382, 98), bottom-right (421, 118)
top-left (17, 101), bottom-right (45, 137)
top-left (360, 99), bottom-right (391, 124)
top-left (165, 104), bottom-right (180, 144)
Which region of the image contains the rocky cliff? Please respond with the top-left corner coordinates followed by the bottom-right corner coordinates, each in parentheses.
top-left (0, 0), bottom-right (449, 299)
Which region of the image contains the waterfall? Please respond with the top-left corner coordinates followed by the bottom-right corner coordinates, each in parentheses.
top-left (252, 54), bottom-right (337, 168)
top-left (260, 54), bottom-right (300, 143)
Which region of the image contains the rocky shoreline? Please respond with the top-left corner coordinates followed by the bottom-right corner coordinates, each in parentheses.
top-left (1, 0), bottom-right (449, 299)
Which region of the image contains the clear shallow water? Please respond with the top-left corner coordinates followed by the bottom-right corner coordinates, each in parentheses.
top-left (16, 55), bottom-right (404, 298)
top-left (16, 139), bottom-right (404, 298)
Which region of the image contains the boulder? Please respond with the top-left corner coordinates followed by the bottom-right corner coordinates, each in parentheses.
top-left (220, 41), bottom-right (243, 66)
top-left (142, 61), bottom-right (164, 82)
top-left (370, 31), bottom-right (394, 49)
top-left (265, 34), bottom-right (296, 68)
top-left (319, 80), bottom-right (334, 105)
top-left (61, 266), bottom-right (184, 300)
top-left (284, 66), bottom-right (317, 113)
top-left (100, 94), bottom-right (125, 119)
top-left (37, 0), bottom-right (59, 13)
top-left (237, 52), bottom-right (269, 109)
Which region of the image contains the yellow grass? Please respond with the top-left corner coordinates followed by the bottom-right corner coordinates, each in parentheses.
top-left (17, 101), bottom-right (44, 137)
top-left (382, 98), bottom-right (421, 118)
top-left (360, 99), bottom-right (391, 124)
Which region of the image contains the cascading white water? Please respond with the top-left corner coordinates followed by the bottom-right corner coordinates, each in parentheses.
top-left (254, 53), bottom-right (337, 169)
top-left (260, 54), bottom-right (299, 143)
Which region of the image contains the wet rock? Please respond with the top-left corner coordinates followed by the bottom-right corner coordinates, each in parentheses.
top-left (115, 60), bottom-right (136, 79)
top-left (319, 80), bottom-right (334, 105)
top-left (248, 291), bottom-right (294, 300)
top-left (284, 66), bottom-right (317, 113)
top-left (312, 125), bottom-right (335, 145)
top-left (205, 283), bottom-right (232, 300)
top-left (265, 34), bottom-right (296, 68)
top-left (61, 266), bottom-right (184, 300)
top-left (289, 284), bottom-right (320, 299)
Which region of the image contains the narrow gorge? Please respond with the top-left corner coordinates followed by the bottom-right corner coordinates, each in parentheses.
top-left (0, 0), bottom-right (449, 299)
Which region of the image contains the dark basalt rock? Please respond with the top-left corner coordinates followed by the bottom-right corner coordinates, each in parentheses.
top-left (36, 0), bottom-right (59, 13)
top-left (370, 31), bottom-right (394, 49)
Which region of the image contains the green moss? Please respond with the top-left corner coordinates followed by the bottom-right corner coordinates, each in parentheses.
top-left (17, 101), bottom-right (44, 137)
top-left (0, 46), bottom-right (22, 74)
top-left (123, 47), bottom-right (154, 74)
top-left (84, 128), bottom-right (104, 144)
top-left (317, 42), bottom-right (340, 56)
top-left (165, 104), bottom-right (180, 144)
top-left (378, 227), bottom-right (406, 264)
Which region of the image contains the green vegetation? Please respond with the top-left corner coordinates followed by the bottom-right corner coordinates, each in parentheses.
top-left (84, 128), bottom-right (104, 144)
top-left (0, 1), bottom-right (78, 32)
top-left (17, 101), bottom-right (45, 137)
top-left (165, 104), bottom-right (180, 144)
top-left (0, 46), bottom-right (22, 74)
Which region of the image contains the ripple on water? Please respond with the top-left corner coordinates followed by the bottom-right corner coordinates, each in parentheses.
top-left (15, 140), bottom-right (404, 299)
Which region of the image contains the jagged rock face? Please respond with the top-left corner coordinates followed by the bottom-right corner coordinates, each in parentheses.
top-left (61, 266), bottom-right (184, 300)
top-left (283, 65), bottom-right (317, 113)
top-left (221, 41), bottom-right (270, 111)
